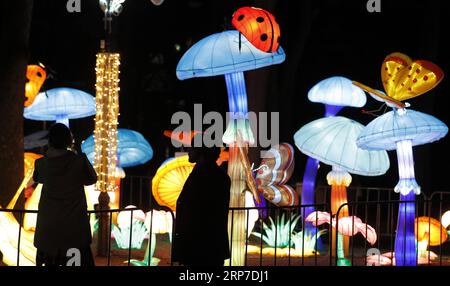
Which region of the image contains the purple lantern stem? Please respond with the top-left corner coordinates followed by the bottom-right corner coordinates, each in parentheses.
top-left (324, 104), bottom-right (344, 118)
top-left (302, 104), bottom-right (343, 237)
top-left (395, 192), bottom-right (417, 266)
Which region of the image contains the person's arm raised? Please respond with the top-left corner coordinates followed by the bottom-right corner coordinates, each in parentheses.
top-left (82, 153), bottom-right (97, 186)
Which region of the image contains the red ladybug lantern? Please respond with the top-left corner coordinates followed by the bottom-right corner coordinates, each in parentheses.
top-left (25, 64), bottom-right (46, 107)
top-left (231, 6), bottom-right (281, 53)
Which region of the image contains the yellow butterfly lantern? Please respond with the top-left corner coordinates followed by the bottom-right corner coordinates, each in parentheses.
top-left (353, 52), bottom-right (444, 109)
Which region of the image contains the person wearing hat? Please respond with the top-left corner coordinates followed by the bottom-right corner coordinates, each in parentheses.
top-left (172, 134), bottom-right (231, 267)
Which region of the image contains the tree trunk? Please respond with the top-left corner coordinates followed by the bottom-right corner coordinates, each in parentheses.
top-left (0, 0), bottom-right (34, 207)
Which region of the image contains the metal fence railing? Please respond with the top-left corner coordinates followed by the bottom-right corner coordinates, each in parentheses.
top-left (333, 193), bottom-right (450, 266)
top-left (0, 206), bottom-right (175, 266)
top-left (1, 191), bottom-right (450, 266)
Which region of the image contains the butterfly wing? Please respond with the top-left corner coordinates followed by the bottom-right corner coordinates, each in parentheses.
top-left (258, 184), bottom-right (298, 206)
top-left (256, 143), bottom-right (294, 187)
top-left (392, 60), bottom-right (444, 101)
top-left (381, 52), bottom-right (412, 99)
top-left (256, 143), bottom-right (296, 206)
top-left (382, 52), bottom-right (444, 101)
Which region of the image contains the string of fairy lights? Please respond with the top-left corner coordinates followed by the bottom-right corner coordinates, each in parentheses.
top-left (94, 53), bottom-right (121, 194)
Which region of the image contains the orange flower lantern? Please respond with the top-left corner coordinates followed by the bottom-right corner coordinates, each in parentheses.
top-left (25, 65), bottom-right (46, 107)
top-left (232, 6), bottom-right (281, 53)
top-left (152, 155), bottom-right (195, 211)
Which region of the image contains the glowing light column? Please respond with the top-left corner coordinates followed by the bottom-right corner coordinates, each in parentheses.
top-left (94, 53), bottom-right (120, 196)
top-left (94, 52), bottom-right (120, 256)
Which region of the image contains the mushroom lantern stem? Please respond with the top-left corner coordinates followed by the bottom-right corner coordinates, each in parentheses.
top-left (394, 139), bottom-right (419, 266)
top-left (324, 104), bottom-right (344, 118)
top-left (302, 104), bottom-right (343, 237)
top-left (327, 165), bottom-right (351, 256)
top-left (223, 72), bottom-right (254, 266)
top-left (223, 72), bottom-right (254, 144)
top-left (55, 114), bottom-right (69, 127)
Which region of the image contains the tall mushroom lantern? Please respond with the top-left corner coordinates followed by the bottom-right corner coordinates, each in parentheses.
top-left (357, 109), bottom-right (448, 266)
top-left (82, 128), bottom-right (153, 209)
top-left (301, 76), bottom-right (366, 236)
top-left (24, 87), bottom-right (96, 127)
top-left (294, 116), bottom-right (389, 257)
top-left (176, 30), bottom-right (285, 265)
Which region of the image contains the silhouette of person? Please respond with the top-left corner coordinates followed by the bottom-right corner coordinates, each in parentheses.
top-left (172, 135), bottom-right (231, 267)
top-left (33, 123), bottom-right (97, 266)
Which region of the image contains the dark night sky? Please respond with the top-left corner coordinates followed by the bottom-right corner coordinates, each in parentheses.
top-left (26, 0), bottom-right (450, 195)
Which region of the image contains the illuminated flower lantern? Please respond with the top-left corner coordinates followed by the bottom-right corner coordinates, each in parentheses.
top-left (415, 216), bottom-right (448, 260)
top-left (441, 211), bottom-right (450, 229)
top-left (24, 152), bottom-right (42, 181)
top-left (24, 87), bottom-right (96, 127)
top-left (176, 29), bottom-right (285, 265)
top-left (131, 210), bottom-right (173, 266)
top-left (21, 152), bottom-right (43, 231)
top-left (152, 155), bottom-right (195, 212)
top-left (299, 76), bottom-right (366, 237)
top-left (113, 206), bottom-right (147, 249)
top-left (294, 116), bottom-right (389, 257)
top-left (25, 64), bottom-right (46, 107)
top-left (357, 109), bottom-right (448, 266)
top-left (0, 211), bottom-right (36, 266)
top-left (82, 128), bottom-right (153, 208)
top-left (0, 153), bottom-right (43, 265)
top-left (231, 6), bottom-right (281, 53)
top-left (306, 211), bottom-right (377, 266)
top-left (367, 217), bottom-right (448, 266)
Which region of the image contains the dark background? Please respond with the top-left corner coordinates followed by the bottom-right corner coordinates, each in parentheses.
top-left (26, 0), bottom-right (450, 195)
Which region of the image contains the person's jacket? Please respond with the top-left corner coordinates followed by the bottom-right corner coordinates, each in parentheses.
top-left (172, 160), bottom-right (231, 264)
top-left (33, 148), bottom-right (97, 255)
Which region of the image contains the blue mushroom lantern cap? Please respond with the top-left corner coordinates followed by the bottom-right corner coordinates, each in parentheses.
top-left (357, 109), bottom-right (448, 151)
top-left (294, 116), bottom-right (390, 176)
top-left (308, 76), bottom-right (366, 108)
top-left (176, 30), bottom-right (285, 80)
top-left (82, 129), bottom-right (153, 168)
top-left (24, 87), bottom-right (96, 121)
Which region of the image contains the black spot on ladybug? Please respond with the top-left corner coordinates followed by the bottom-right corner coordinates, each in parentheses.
top-left (26, 78), bottom-right (30, 83)
top-left (260, 34), bottom-right (268, 41)
top-left (256, 17), bottom-right (264, 23)
top-left (277, 36), bottom-right (280, 43)
top-left (237, 15), bottom-right (244, 21)
top-left (37, 72), bottom-right (42, 77)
